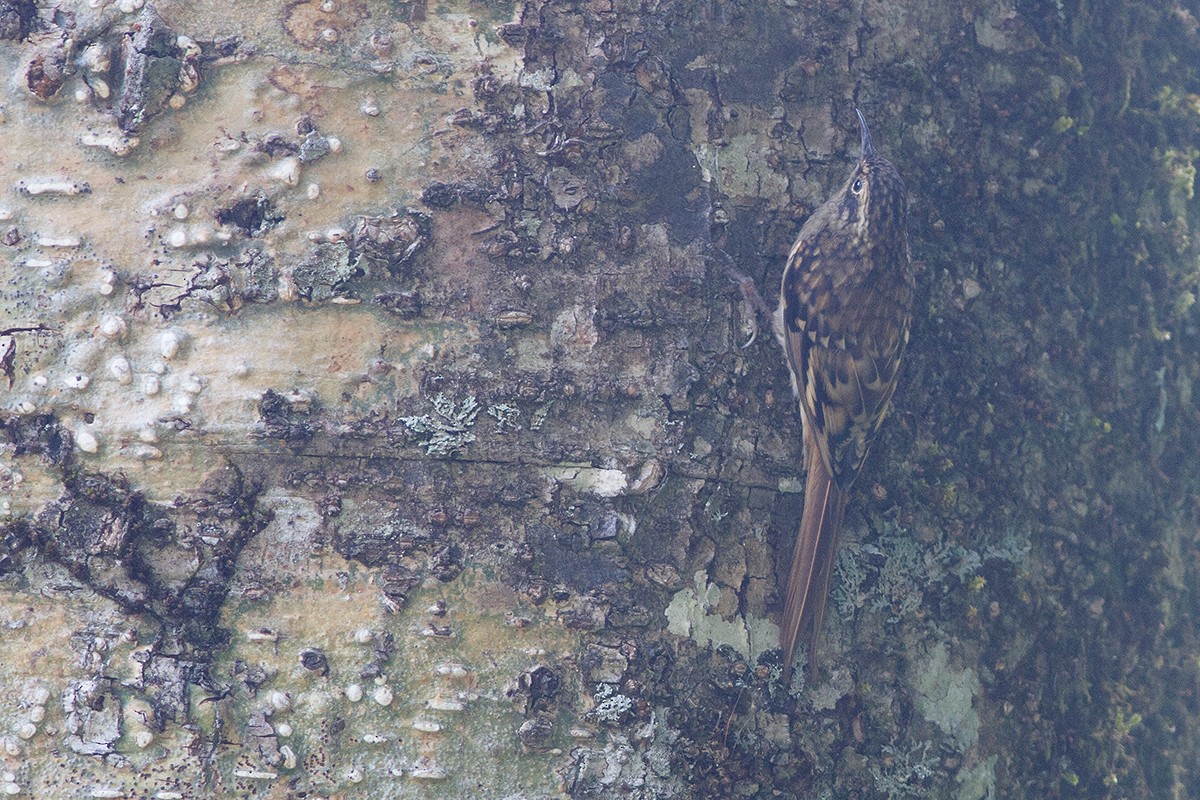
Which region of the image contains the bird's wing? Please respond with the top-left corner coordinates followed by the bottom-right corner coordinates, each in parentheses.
top-left (777, 235), bottom-right (908, 681)
top-left (782, 240), bottom-right (906, 487)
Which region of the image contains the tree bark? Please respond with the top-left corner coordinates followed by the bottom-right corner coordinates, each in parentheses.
top-left (1, 0), bottom-right (1198, 797)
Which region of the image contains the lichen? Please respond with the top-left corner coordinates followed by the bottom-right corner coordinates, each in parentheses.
top-left (487, 402), bottom-right (521, 432)
top-left (591, 683), bottom-right (634, 724)
top-left (911, 643), bottom-right (981, 752)
top-left (955, 755), bottom-right (997, 800)
top-left (832, 523), bottom-right (1030, 624)
top-left (290, 243), bottom-right (361, 302)
top-left (400, 393), bottom-right (481, 458)
top-left (664, 571), bottom-right (779, 662)
top-left (871, 741), bottom-right (938, 799)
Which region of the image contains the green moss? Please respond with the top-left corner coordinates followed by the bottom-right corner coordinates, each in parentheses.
top-left (1052, 115), bottom-right (1075, 134)
top-left (1161, 147), bottom-right (1197, 204)
top-left (1171, 289), bottom-right (1196, 318)
top-left (1112, 708), bottom-right (1143, 738)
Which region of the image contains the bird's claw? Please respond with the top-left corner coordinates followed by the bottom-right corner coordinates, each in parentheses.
top-left (708, 247), bottom-right (772, 349)
top-left (740, 324), bottom-right (758, 349)
top-left (729, 269), bottom-right (771, 348)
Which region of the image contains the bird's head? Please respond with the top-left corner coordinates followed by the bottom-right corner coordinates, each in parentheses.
top-left (837, 109), bottom-right (908, 244)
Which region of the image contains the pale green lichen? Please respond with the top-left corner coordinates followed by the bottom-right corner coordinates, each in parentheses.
top-left (664, 571), bottom-right (779, 661)
top-left (911, 642), bottom-right (981, 752)
top-left (832, 524), bottom-right (1030, 622)
top-left (808, 667), bottom-right (854, 712)
top-left (831, 527), bottom-right (929, 623)
top-left (400, 393), bottom-right (480, 457)
top-left (528, 403), bottom-right (551, 430)
top-left (543, 465), bottom-right (628, 497)
top-left (591, 683), bottom-right (634, 723)
top-left (487, 403), bottom-right (521, 432)
top-left (956, 754), bottom-right (997, 800)
top-left (871, 741), bottom-right (938, 799)
top-left (291, 242), bottom-right (358, 301)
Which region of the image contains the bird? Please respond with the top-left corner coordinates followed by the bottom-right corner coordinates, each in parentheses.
top-left (774, 108), bottom-right (914, 684)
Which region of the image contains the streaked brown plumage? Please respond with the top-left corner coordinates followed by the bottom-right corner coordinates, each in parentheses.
top-left (774, 109), bottom-right (913, 683)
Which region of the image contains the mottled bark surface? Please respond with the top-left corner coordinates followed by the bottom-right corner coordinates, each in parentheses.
top-left (1, 0), bottom-right (1198, 798)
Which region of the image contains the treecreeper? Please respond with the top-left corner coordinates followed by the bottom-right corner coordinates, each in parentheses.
top-left (775, 109), bottom-right (914, 684)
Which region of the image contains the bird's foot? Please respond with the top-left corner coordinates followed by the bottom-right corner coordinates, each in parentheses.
top-left (708, 248), bottom-right (773, 348)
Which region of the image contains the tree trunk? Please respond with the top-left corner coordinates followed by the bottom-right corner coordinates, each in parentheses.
top-left (1, 0), bottom-right (1198, 797)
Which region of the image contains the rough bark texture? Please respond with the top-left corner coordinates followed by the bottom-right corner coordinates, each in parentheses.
top-left (1, 0), bottom-right (1199, 798)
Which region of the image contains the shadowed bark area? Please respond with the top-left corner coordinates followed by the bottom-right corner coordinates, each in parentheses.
top-left (1, 0), bottom-right (1199, 797)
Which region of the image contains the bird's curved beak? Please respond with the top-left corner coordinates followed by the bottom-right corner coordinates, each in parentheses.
top-left (855, 108), bottom-right (876, 159)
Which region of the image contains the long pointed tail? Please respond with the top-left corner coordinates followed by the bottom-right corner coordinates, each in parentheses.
top-left (780, 435), bottom-right (848, 685)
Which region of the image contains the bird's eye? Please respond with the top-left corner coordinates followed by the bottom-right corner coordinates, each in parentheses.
top-left (852, 178), bottom-right (864, 194)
